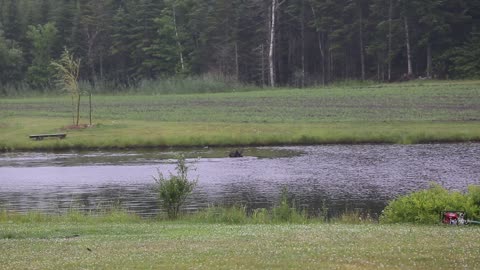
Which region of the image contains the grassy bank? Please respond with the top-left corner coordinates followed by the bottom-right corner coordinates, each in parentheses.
top-left (1, 219), bottom-right (479, 269)
top-left (1, 80), bottom-right (479, 151)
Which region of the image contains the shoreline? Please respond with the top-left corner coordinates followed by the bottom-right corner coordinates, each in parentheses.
top-left (1, 117), bottom-right (479, 152)
top-left (2, 138), bottom-right (480, 153)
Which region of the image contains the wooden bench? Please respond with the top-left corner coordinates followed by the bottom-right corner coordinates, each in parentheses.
top-left (29, 133), bottom-right (67, 141)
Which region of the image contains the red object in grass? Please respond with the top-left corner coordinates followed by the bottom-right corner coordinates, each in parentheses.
top-left (443, 212), bottom-right (458, 223)
top-left (441, 211), bottom-right (466, 225)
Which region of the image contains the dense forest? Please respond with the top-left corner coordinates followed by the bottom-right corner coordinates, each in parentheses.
top-left (1, 0), bottom-right (480, 91)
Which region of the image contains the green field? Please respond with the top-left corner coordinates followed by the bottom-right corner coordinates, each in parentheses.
top-left (1, 220), bottom-right (479, 269)
top-left (1, 80), bottom-right (479, 151)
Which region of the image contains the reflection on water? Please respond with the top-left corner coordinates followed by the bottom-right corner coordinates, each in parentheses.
top-left (0, 144), bottom-right (479, 217)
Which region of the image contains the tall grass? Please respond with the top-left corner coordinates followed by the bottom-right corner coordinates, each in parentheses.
top-left (0, 209), bottom-right (142, 224)
top-left (129, 75), bottom-right (254, 95)
top-left (1, 75), bottom-right (257, 97)
top-left (190, 188), bottom-right (311, 224)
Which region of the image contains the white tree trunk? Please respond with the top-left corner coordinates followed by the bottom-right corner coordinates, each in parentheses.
top-left (404, 17), bottom-right (413, 76)
top-left (387, 0), bottom-right (393, 81)
top-left (359, 7), bottom-right (365, 81)
top-left (268, 0), bottom-right (276, 87)
top-left (172, 5), bottom-right (185, 72)
top-left (310, 5), bottom-right (325, 85)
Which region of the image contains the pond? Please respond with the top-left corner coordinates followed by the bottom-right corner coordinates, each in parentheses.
top-left (1, 144), bottom-right (479, 218)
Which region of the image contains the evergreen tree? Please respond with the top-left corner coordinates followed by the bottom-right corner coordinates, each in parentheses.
top-left (0, 30), bottom-right (25, 87)
top-left (0, 0), bottom-right (479, 88)
top-left (26, 22), bottom-right (58, 89)
top-left (451, 31), bottom-right (480, 78)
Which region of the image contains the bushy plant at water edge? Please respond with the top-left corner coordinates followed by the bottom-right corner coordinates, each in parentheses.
top-left (153, 155), bottom-right (197, 219)
top-left (272, 187), bottom-right (307, 223)
top-left (381, 183), bottom-right (480, 224)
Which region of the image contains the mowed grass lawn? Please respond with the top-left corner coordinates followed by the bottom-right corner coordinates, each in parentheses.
top-left (1, 80), bottom-right (479, 150)
top-left (1, 222), bottom-right (479, 269)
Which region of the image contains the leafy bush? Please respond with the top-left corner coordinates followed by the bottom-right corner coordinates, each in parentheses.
top-left (381, 183), bottom-right (480, 224)
top-left (154, 155), bottom-right (197, 219)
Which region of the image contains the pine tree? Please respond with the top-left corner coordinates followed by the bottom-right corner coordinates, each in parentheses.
top-left (26, 22), bottom-right (58, 89)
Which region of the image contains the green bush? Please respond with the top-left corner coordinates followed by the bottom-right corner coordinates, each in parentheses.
top-left (153, 155), bottom-right (197, 219)
top-left (381, 183), bottom-right (480, 224)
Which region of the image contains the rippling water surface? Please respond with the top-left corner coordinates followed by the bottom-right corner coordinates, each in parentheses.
top-left (1, 144), bottom-right (479, 217)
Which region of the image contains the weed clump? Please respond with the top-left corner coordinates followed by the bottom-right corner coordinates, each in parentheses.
top-left (192, 187), bottom-right (308, 224)
top-left (153, 155), bottom-right (197, 219)
top-left (271, 187), bottom-right (307, 223)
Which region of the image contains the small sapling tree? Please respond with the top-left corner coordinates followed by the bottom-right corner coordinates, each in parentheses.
top-left (51, 48), bottom-right (81, 126)
top-left (154, 155), bottom-right (197, 219)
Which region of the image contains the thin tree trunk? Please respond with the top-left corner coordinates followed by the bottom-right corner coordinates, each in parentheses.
top-left (329, 49), bottom-right (333, 82)
top-left (235, 41), bottom-right (239, 81)
top-left (76, 94), bottom-right (81, 126)
top-left (359, 7), bottom-right (365, 81)
top-left (426, 41), bottom-right (432, 78)
top-left (377, 60), bottom-right (380, 81)
top-left (99, 53), bottom-right (104, 82)
top-left (301, 0), bottom-right (305, 88)
top-left (345, 49), bottom-right (348, 80)
top-left (71, 95), bottom-right (75, 125)
top-left (88, 46), bottom-right (97, 87)
top-left (261, 44), bottom-right (266, 87)
top-left (387, 0), bottom-right (393, 81)
top-left (172, 5), bottom-right (185, 72)
top-left (310, 5), bottom-right (325, 85)
top-left (320, 36), bottom-right (325, 86)
top-left (268, 0), bottom-right (276, 87)
top-left (85, 29), bottom-right (99, 86)
top-left (89, 92), bottom-right (92, 126)
top-left (404, 17), bottom-right (413, 77)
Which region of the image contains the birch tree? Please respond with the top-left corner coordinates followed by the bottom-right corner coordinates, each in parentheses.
top-left (51, 48), bottom-right (81, 126)
top-left (268, 0), bottom-right (285, 87)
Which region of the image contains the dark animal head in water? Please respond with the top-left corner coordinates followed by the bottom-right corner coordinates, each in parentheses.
top-left (229, 150), bottom-right (243, 158)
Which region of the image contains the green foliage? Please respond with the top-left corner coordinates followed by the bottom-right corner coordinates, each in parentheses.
top-left (1, 0), bottom-right (480, 88)
top-left (154, 155), bottom-right (197, 219)
top-left (51, 48), bottom-right (82, 125)
top-left (26, 22), bottom-right (58, 89)
top-left (271, 187), bottom-right (307, 223)
top-left (194, 205), bottom-right (249, 224)
top-left (451, 31), bottom-right (480, 79)
top-left (0, 32), bottom-right (24, 88)
top-left (193, 187), bottom-right (308, 224)
top-left (332, 210), bottom-right (375, 224)
top-left (0, 209), bottom-right (141, 224)
top-left (381, 183), bottom-right (480, 224)
top-left (130, 75), bottom-right (248, 94)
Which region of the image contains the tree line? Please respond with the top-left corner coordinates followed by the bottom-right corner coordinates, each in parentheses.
top-left (1, 0), bottom-right (479, 91)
